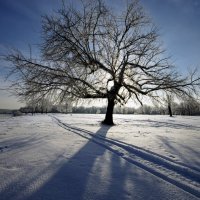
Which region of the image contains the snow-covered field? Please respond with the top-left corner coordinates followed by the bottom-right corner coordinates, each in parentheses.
top-left (0, 114), bottom-right (199, 200)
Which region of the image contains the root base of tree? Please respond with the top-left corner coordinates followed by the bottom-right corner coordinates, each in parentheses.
top-left (101, 120), bottom-right (115, 126)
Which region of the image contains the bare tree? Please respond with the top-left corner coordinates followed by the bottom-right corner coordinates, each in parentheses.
top-left (4, 0), bottom-right (200, 124)
top-left (163, 93), bottom-right (174, 117)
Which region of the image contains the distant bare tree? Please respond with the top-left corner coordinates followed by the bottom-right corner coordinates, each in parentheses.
top-left (4, 0), bottom-right (200, 124)
top-left (163, 93), bottom-right (174, 117)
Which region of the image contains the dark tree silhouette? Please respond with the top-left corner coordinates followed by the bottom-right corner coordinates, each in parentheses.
top-left (164, 93), bottom-right (174, 117)
top-left (4, 0), bottom-right (200, 124)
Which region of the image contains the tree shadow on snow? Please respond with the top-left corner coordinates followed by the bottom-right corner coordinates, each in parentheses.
top-left (157, 135), bottom-right (200, 172)
top-left (131, 119), bottom-right (200, 131)
top-left (1, 123), bottom-right (197, 200)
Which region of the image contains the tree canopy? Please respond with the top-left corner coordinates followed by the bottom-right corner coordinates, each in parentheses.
top-left (5, 0), bottom-right (200, 124)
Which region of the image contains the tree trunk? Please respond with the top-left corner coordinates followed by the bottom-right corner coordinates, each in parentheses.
top-left (102, 98), bottom-right (115, 125)
top-left (168, 103), bottom-right (173, 117)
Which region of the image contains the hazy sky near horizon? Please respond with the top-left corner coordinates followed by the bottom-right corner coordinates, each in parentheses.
top-left (0, 0), bottom-right (200, 109)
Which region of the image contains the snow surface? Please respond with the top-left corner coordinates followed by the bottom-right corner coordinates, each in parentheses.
top-left (0, 114), bottom-right (199, 200)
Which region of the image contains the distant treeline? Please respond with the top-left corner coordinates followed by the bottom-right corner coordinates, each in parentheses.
top-left (72, 103), bottom-right (200, 116)
top-left (0, 109), bottom-right (15, 114)
top-left (72, 98), bottom-right (200, 116)
top-left (18, 101), bottom-right (200, 116)
top-left (5, 96), bottom-right (200, 116)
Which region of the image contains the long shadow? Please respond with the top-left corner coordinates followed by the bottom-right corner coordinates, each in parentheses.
top-left (158, 135), bottom-right (200, 172)
top-left (130, 119), bottom-right (200, 131)
top-left (0, 135), bottom-right (49, 153)
top-left (1, 120), bottom-right (199, 200)
top-left (25, 125), bottom-right (111, 200)
top-left (22, 125), bottom-right (169, 200)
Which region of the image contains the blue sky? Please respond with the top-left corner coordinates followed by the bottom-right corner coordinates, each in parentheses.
top-left (0, 0), bottom-right (200, 109)
top-left (141, 0), bottom-right (200, 71)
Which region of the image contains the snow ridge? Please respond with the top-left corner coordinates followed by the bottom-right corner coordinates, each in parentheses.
top-left (51, 115), bottom-right (200, 198)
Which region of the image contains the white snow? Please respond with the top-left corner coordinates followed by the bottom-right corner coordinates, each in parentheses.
top-left (0, 114), bottom-right (199, 200)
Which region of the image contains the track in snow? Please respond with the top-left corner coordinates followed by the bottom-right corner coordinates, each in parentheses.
top-left (51, 115), bottom-right (200, 198)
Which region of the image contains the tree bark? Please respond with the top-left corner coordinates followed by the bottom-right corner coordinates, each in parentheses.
top-left (168, 103), bottom-right (173, 117)
top-left (102, 98), bottom-right (115, 125)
